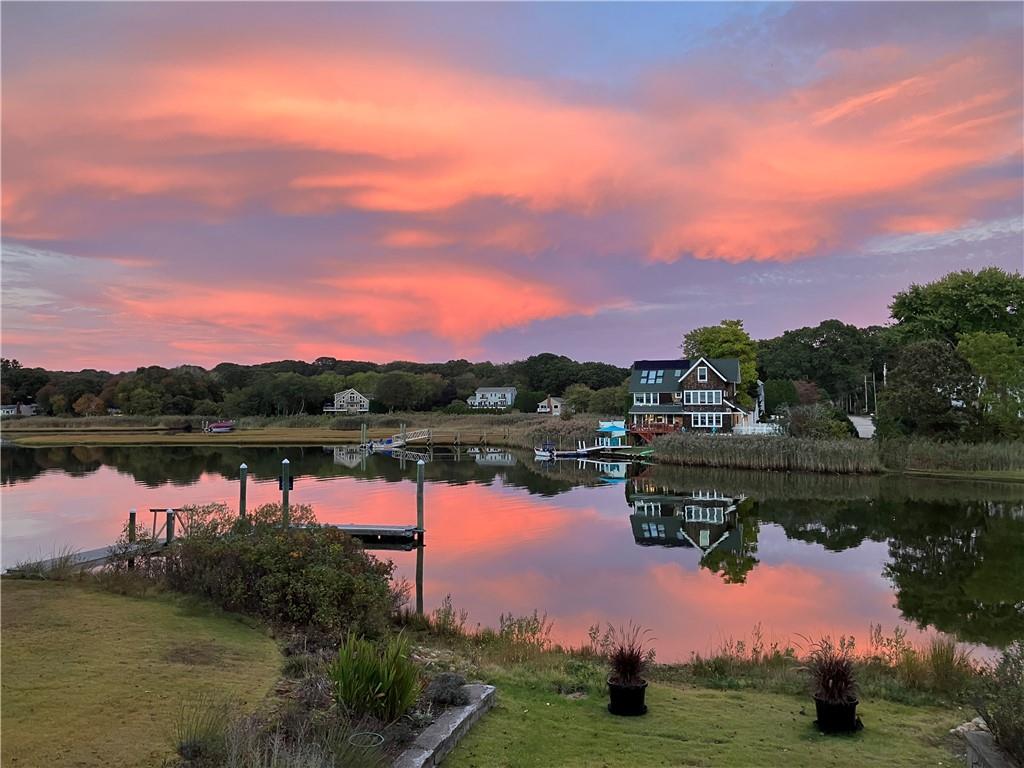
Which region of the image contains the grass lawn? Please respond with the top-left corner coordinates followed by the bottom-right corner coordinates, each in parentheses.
top-left (1, 580), bottom-right (282, 768)
top-left (447, 670), bottom-right (965, 768)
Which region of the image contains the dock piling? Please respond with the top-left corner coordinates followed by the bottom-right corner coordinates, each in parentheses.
top-left (165, 509), bottom-right (175, 544)
top-left (128, 509), bottom-right (136, 569)
top-left (416, 459), bottom-right (425, 532)
top-left (239, 463), bottom-right (248, 519)
top-left (281, 458), bottom-right (291, 527)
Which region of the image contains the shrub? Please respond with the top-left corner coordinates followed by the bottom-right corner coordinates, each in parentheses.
top-left (496, 610), bottom-right (554, 663)
top-left (329, 633), bottom-right (421, 722)
top-left (174, 695), bottom-right (231, 764)
top-left (977, 642), bottom-right (1024, 764)
top-left (923, 635), bottom-right (974, 696)
top-left (803, 636), bottom-right (858, 704)
top-left (607, 623), bottom-right (655, 686)
top-left (429, 593), bottom-right (468, 638)
top-left (165, 525), bottom-right (399, 638)
top-left (426, 672), bottom-right (469, 706)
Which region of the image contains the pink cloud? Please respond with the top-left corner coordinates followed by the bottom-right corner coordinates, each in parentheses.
top-left (4, 34), bottom-right (1017, 265)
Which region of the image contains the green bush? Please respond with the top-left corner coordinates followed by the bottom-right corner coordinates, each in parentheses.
top-left (977, 642), bottom-right (1024, 764)
top-left (329, 633), bottom-right (421, 722)
top-left (165, 525), bottom-right (399, 639)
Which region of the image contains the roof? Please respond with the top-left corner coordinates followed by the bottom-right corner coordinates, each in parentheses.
top-left (629, 357), bottom-right (741, 390)
top-left (474, 386), bottom-right (517, 393)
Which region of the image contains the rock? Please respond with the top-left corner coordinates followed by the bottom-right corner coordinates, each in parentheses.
top-left (950, 717), bottom-right (991, 737)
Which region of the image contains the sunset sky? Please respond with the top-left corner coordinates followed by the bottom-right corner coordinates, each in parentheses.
top-left (2, 1), bottom-right (1022, 371)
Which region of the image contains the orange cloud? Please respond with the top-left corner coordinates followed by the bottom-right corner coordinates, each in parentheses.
top-left (2, 32), bottom-right (1020, 266)
top-left (108, 264), bottom-right (580, 346)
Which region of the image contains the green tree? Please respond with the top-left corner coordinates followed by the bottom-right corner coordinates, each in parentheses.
top-left (762, 379), bottom-right (798, 416)
top-left (683, 319), bottom-right (757, 407)
top-left (513, 389), bottom-right (546, 413)
top-left (589, 384), bottom-right (628, 415)
top-left (890, 267), bottom-right (1024, 345)
top-left (956, 331), bottom-right (1024, 439)
top-left (563, 383), bottom-right (594, 414)
top-left (876, 340), bottom-right (976, 439)
top-left (757, 320), bottom-right (884, 411)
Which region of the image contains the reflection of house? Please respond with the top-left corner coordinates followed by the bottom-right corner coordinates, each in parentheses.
top-left (626, 480), bottom-right (745, 558)
top-left (324, 389), bottom-right (371, 414)
top-left (330, 446), bottom-right (365, 468)
top-left (628, 357), bottom-right (757, 437)
top-left (468, 387), bottom-right (517, 410)
top-left (474, 449), bottom-right (517, 466)
top-left (536, 396), bottom-right (565, 416)
top-left (596, 420), bottom-right (627, 447)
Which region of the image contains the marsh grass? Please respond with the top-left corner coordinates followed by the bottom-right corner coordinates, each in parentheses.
top-left (880, 438), bottom-right (1024, 473)
top-left (10, 546), bottom-right (82, 580)
top-left (652, 433), bottom-right (881, 473)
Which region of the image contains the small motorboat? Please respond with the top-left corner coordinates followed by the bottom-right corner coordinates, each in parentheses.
top-left (534, 440), bottom-right (556, 460)
top-left (205, 420), bottom-right (235, 433)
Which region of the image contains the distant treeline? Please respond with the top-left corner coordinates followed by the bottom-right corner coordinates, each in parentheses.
top-left (2, 268), bottom-right (1020, 441)
top-left (0, 354), bottom-right (629, 417)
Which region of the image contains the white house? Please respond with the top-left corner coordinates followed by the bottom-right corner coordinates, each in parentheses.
top-left (324, 388), bottom-right (371, 414)
top-left (467, 386), bottom-right (517, 410)
top-left (536, 395), bottom-right (565, 416)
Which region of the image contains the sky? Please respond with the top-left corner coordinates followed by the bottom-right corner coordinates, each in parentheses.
top-left (2, 1), bottom-right (1022, 372)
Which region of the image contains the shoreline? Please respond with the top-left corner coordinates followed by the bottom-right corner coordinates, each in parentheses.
top-left (4, 422), bottom-right (1022, 484)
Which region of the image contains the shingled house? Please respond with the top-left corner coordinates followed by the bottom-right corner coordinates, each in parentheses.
top-left (627, 357), bottom-right (755, 440)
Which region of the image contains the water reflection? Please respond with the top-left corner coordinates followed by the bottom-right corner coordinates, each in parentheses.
top-left (2, 445), bottom-right (1022, 654)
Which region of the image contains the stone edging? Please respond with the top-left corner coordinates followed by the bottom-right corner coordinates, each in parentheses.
top-left (393, 684), bottom-right (497, 768)
top-left (965, 730), bottom-right (1019, 768)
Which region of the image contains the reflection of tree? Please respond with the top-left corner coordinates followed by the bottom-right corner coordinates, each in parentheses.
top-left (1, 445), bottom-right (579, 497)
top-left (883, 504), bottom-right (1024, 647)
top-left (701, 511), bottom-right (759, 584)
top-left (759, 495), bottom-right (1024, 647)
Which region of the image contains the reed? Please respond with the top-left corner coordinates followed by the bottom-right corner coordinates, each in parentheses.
top-left (652, 434), bottom-right (882, 474)
top-left (880, 438), bottom-right (1024, 473)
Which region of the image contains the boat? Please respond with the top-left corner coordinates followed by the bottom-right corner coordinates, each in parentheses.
top-left (205, 420), bottom-right (235, 434)
top-left (534, 440), bottom-right (556, 460)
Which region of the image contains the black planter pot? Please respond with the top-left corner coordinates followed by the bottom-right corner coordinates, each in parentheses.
top-left (608, 678), bottom-right (648, 716)
top-left (813, 696), bottom-right (861, 733)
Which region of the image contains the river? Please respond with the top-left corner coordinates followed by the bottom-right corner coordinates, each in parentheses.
top-left (3, 444), bottom-right (1021, 661)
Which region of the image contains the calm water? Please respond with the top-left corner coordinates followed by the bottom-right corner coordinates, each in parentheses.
top-left (3, 444), bottom-right (1022, 661)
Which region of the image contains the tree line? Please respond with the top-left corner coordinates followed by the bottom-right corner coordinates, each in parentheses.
top-left (0, 354), bottom-right (629, 418)
top-left (678, 267), bottom-right (1023, 441)
top-left (2, 267), bottom-right (1020, 440)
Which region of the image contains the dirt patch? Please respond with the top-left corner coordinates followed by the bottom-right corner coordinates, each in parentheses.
top-left (164, 639), bottom-right (225, 666)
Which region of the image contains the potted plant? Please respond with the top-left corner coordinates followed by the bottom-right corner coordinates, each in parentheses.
top-left (804, 637), bottom-right (860, 733)
top-left (607, 624), bottom-right (654, 717)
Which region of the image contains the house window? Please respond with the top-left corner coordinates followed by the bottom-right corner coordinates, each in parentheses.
top-left (684, 393), bottom-right (724, 405)
top-left (697, 366), bottom-right (708, 382)
top-left (639, 370), bottom-right (665, 385)
top-left (683, 390), bottom-right (722, 405)
top-left (640, 522), bottom-right (665, 538)
top-left (691, 413), bottom-right (723, 428)
top-left (633, 392), bottom-right (657, 406)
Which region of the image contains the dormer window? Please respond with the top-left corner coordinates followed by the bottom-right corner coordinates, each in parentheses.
top-left (697, 366), bottom-right (708, 382)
